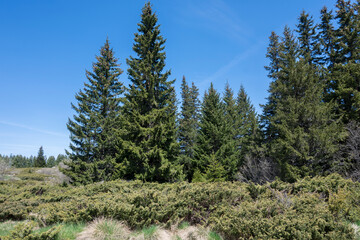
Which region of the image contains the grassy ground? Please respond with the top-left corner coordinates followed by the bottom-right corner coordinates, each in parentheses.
top-left (0, 221), bottom-right (21, 236)
top-left (0, 221), bottom-right (85, 240)
top-left (0, 219), bottom-right (223, 240)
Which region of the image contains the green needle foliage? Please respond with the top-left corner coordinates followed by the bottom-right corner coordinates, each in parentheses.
top-left (263, 27), bottom-right (344, 182)
top-left (34, 146), bottom-right (46, 168)
top-left (178, 76), bottom-right (200, 181)
top-left (63, 39), bottom-right (124, 184)
top-left (235, 85), bottom-right (259, 163)
top-left (195, 83), bottom-right (237, 181)
top-left (118, 2), bottom-right (181, 182)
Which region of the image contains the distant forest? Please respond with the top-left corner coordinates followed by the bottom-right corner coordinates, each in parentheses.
top-left (3, 1), bottom-right (359, 185)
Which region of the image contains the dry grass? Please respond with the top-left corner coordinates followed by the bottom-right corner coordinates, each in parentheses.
top-left (77, 218), bottom-right (131, 240)
top-left (75, 218), bottom-right (216, 240)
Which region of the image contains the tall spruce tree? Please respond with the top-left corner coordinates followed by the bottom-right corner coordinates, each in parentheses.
top-left (118, 2), bottom-right (181, 182)
top-left (219, 83), bottom-right (238, 179)
top-left (178, 76), bottom-right (200, 181)
top-left (63, 39), bottom-right (124, 184)
top-left (296, 11), bottom-right (320, 64)
top-left (34, 146), bottom-right (46, 168)
top-left (195, 83), bottom-right (237, 180)
top-left (235, 85), bottom-right (258, 163)
top-left (263, 27), bottom-right (343, 181)
top-left (195, 83), bottom-right (224, 173)
top-left (318, 6), bottom-right (336, 67)
top-left (326, 0), bottom-right (360, 123)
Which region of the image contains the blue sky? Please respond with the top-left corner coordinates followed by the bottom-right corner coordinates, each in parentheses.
top-left (0, 0), bottom-right (337, 157)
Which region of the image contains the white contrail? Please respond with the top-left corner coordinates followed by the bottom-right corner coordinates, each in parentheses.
top-left (199, 41), bottom-right (265, 87)
top-left (0, 121), bottom-right (67, 137)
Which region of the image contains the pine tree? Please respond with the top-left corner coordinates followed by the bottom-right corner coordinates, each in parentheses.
top-left (178, 76), bottom-right (200, 181)
top-left (118, 2), bottom-right (181, 182)
top-left (34, 146), bottom-right (46, 168)
top-left (63, 39), bottom-right (124, 184)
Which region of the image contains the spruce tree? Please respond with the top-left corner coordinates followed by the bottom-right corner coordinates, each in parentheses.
top-left (296, 11), bottom-right (320, 64)
top-left (195, 83), bottom-right (224, 172)
top-left (235, 85), bottom-right (258, 163)
top-left (334, 0), bottom-right (359, 64)
top-left (219, 83), bottom-right (238, 179)
top-left (263, 27), bottom-right (343, 181)
top-left (318, 6), bottom-right (336, 67)
top-left (47, 156), bottom-right (56, 167)
top-left (34, 146), bottom-right (46, 168)
top-left (178, 76), bottom-right (200, 181)
top-left (195, 83), bottom-right (236, 180)
top-left (118, 2), bottom-right (181, 182)
top-left (326, 1), bottom-right (360, 123)
top-left (63, 39), bottom-right (124, 184)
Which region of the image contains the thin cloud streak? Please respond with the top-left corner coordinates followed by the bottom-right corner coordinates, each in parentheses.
top-left (0, 121), bottom-right (67, 137)
top-left (199, 41), bottom-right (265, 87)
top-left (187, 0), bottom-right (252, 43)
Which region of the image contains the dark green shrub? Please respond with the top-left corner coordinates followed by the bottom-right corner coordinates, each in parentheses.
top-left (0, 174), bottom-right (359, 239)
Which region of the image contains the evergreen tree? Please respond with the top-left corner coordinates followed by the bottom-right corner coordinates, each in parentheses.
top-left (318, 6), bottom-right (336, 67)
top-left (47, 156), bottom-right (56, 167)
top-left (205, 153), bottom-right (226, 182)
top-left (262, 26), bottom-right (296, 141)
top-left (195, 83), bottom-right (224, 172)
top-left (334, 0), bottom-right (359, 64)
top-left (296, 11), bottom-right (320, 64)
top-left (56, 154), bottom-right (67, 165)
top-left (63, 39), bottom-right (124, 184)
top-left (195, 83), bottom-right (236, 180)
top-left (219, 83), bottom-right (238, 179)
top-left (326, 1), bottom-right (360, 123)
top-left (178, 76), bottom-right (200, 181)
top-left (235, 85), bottom-right (258, 163)
top-left (34, 146), bottom-right (46, 168)
top-left (118, 2), bottom-right (181, 182)
top-left (264, 31), bottom-right (281, 79)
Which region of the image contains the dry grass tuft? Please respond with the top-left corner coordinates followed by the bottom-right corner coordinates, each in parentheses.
top-left (77, 217), bottom-right (131, 240)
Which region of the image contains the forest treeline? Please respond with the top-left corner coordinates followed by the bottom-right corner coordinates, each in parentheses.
top-left (30, 1), bottom-right (360, 184)
top-left (0, 148), bottom-right (67, 168)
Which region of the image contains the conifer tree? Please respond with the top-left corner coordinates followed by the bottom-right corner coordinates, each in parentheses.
top-left (219, 83), bottom-right (238, 179)
top-left (178, 76), bottom-right (200, 181)
top-left (326, 1), bottom-right (360, 123)
top-left (34, 146), bottom-right (46, 168)
top-left (63, 39), bottom-right (124, 184)
top-left (195, 83), bottom-right (237, 180)
top-left (195, 83), bottom-right (224, 173)
top-left (318, 6), bottom-right (336, 67)
top-left (296, 11), bottom-right (320, 64)
top-left (263, 27), bottom-right (343, 181)
top-left (334, 0), bottom-right (359, 64)
top-left (118, 2), bottom-right (181, 182)
top-left (46, 156), bottom-right (56, 167)
top-left (235, 85), bottom-right (258, 163)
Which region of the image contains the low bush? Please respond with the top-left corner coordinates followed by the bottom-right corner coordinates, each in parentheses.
top-left (1, 221), bottom-right (61, 240)
top-left (0, 174), bottom-right (359, 239)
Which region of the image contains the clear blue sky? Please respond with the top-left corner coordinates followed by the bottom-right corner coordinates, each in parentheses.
top-left (0, 0), bottom-right (337, 157)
